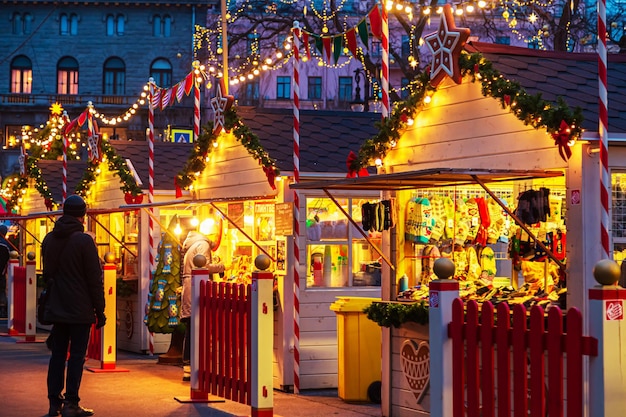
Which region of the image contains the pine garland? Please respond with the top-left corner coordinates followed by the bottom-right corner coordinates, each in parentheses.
top-left (175, 107), bottom-right (280, 190)
top-left (349, 51), bottom-right (585, 172)
top-left (364, 300), bottom-right (430, 327)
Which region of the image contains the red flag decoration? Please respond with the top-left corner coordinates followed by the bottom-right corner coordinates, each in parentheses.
top-left (175, 81), bottom-right (185, 103)
top-left (302, 32), bottom-right (311, 60)
top-left (152, 88), bottom-right (162, 108)
top-left (357, 20), bottom-right (369, 47)
top-left (183, 72), bottom-right (194, 95)
top-left (368, 5), bottom-right (382, 39)
top-left (345, 28), bottom-right (358, 58)
top-left (263, 166), bottom-right (277, 190)
top-left (161, 87), bottom-right (173, 110)
top-left (552, 120), bottom-right (573, 162)
top-left (322, 37), bottom-right (332, 63)
top-left (174, 177), bottom-right (183, 198)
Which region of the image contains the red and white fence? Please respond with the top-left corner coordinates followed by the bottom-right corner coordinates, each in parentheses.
top-left (430, 262), bottom-right (626, 417)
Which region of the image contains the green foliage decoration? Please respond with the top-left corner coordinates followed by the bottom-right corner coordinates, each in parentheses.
top-left (349, 51), bottom-right (584, 172)
top-left (364, 300), bottom-right (429, 328)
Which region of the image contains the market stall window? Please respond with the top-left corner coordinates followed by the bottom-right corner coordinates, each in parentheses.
top-left (397, 183), bottom-right (567, 308)
top-left (305, 197), bottom-right (382, 288)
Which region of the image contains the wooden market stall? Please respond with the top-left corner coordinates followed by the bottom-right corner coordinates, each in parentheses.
top-left (291, 10), bottom-right (626, 415)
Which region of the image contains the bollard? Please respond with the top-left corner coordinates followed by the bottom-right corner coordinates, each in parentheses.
top-left (251, 254), bottom-right (274, 417)
top-left (87, 253), bottom-right (128, 372)
top-left (4, 252), bottom-right (20, 336)
top-left (16, 252), bottom-right (38, 342)
top-left (588, 259), bottom-right (626, 417)
top-left (428, 258), bottom-right (458, 417)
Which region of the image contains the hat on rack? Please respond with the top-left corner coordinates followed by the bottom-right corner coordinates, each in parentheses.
top-left (63, 195), bottom-right (87, 217)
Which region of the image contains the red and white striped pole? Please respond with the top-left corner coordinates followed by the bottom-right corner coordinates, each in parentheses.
top-left (193, 61), bottom-right (201, 143)
top-left (598, 0), bottom-right (610, 259)
top-left (381, 1), bottom-right (390, 119)
top-left (148, 78), bottom-right (156, 355)
top-left (291, 20), bottom-right (301, 395)
top-left (61, 111), bottom-right (70, 202)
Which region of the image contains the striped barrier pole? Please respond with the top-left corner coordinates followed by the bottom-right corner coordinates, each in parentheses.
top-left (291, 20), bottom-right (301, 395)
top-left (598, 0), bottom-right (610, 259)
top-left (381, 1), bottom-right (390, 119)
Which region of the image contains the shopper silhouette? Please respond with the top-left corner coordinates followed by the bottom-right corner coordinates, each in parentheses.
top-left (42, 195), bottom-right (105, 417)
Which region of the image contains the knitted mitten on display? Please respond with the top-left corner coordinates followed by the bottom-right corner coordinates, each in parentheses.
top-left (486, 197), bottom-right (505, 244)
top-left (429, 196), bottom-right (446, 242)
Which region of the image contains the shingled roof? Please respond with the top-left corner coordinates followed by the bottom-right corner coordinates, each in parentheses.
top-left (38, 160), bottom-right (88, 202)
top-left (109, 141), bottom-right (192, 191)
top-left (465, 42), bottom-right (626, 134)
top-left (236, 107), bottom-right (380, 174)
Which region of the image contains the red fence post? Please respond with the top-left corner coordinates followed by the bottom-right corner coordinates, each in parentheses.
top-left (429, 258), bottom-right (458, 417)
top-left (588, 260), bottom-right (626, 417)
top-left (251, 255), bottom-right (274, 417)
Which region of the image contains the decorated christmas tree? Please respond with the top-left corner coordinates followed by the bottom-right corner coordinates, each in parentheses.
top-left (144, 216), bottom-right (182, 334)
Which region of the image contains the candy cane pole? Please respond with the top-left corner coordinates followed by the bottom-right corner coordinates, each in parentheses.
top-left (193, 62), bottom-right (201, 143)
top-left (148, 78), bottom-right (156, 355)
top-left (292, 20), bottom-right (301, 394)
top-left (61, 111), bottom-right (69, 202)
top-left (381, 1), bottom-right (390, 119)
top-left (598, 0), bottom-right (610, 258)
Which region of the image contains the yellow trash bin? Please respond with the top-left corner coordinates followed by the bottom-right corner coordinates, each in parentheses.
top-left (330, 296), bottom-right (381, 402)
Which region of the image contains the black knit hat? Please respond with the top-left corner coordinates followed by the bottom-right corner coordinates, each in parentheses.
top-left (63, 195), bottom-right (87, 217)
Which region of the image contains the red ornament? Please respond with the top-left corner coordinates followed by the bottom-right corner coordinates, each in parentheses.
top-left (45, 198), bottom-right (54, 211)
top-left (262, 166), bottom-right (276, 190)
top-left (552, 120), bottom-right (573, 162)
top-left (346, 151), bottom-right (370, 178)
top-left (504, 94), bottom-right (511, 107)
top-left (124, 193), bottom-right (144, 205)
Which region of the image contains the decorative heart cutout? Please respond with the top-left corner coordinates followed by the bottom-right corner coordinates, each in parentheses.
top-left (401, 339), bottom-right (430, 403)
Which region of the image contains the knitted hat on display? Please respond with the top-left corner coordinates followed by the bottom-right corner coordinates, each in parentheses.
top-left (63, 195), bottom-right (87, 217)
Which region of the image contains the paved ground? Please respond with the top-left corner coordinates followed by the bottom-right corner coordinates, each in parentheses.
top-left (0, 319), bottom-right (382, 417)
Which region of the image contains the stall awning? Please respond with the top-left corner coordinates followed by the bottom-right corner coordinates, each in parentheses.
top-left (290, 168), bottom-right (563, 191)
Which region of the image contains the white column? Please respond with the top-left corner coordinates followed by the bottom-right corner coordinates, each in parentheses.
top-left (24, 252), bottom-right (36, 342)
top-left (7, 254), bottom-right (19, 334)
top-left (251, 260), bottom-right (274, 417)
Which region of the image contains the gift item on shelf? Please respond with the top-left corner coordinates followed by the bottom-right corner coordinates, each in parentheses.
top-left (405, 197), bottom-right (435, 244)
top-left (514, 187), bottom-right (551, 225)
top-left (362, 200), bottom-right (393, 233)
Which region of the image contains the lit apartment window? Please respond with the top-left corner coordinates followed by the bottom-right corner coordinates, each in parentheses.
top-left (338, 76), bottom-right (352, 102)
top-left (150, 58), bottom-right (172, 88)
top-left (308, 77), bottom-right (322, 100)
top-left (103, 57), bottom-right (125, 94)
top-left (57, 57), bottom-right (79, 95)
top-left (10, 55), bottom-right (32, 94)
top-left (106, 14), bottom-right (125, 36)
top-left (60, 13), bottom-right (78, 35)
top-left (277, 76), bottom-right (291, 99)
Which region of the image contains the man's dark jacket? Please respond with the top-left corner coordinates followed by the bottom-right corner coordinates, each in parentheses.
top-left (42, 215), bottom-right (105, 324)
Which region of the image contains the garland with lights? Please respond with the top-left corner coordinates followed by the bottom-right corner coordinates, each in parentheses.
top-left (175, 107), bottom-right (280, 190)
top-left (349, 51), bottom-right (584, 172)
top-left (74, 138), bottom-right (144, 198)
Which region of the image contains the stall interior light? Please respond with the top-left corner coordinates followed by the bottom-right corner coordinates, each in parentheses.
top-left (174, 223), bottom-right (182, 236)
top-left (200, 218), bottom-right (216, 235)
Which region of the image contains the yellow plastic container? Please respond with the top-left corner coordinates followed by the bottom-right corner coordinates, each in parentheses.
top-left (330, 296), bottom-right (381, 402)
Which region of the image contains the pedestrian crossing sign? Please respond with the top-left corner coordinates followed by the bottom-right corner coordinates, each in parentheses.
top-left (171, 129), bottom-right (193, 143)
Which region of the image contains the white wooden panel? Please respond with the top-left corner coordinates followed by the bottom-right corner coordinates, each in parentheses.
top-left (300, 330), bottom-right (337, 346)
top-left (299, 345), bottom-right (337, 361)
top-left (300, 358), bottom-right (338, 375)
top-left (300, 374), bottom-right (338, 390)
top-left (300, 315), bottom-right (336, 332)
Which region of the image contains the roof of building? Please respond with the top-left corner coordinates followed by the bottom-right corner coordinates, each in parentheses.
top-left (109, 141), bottom-right (193, 191)
top-left (465, 41), bottom-right (626, 134)
top-left (38, 160), bottom-right (88, 202)
top-left (236, 107), bottom-right (381, 174)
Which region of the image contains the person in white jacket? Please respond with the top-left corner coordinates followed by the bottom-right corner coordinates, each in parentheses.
top-left (180, 230), bottom-right (224, 381)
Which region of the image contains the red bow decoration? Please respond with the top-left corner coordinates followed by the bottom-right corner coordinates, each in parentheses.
top-left (346, 151), bottom-right (369, 178)
top-left (124, 193), bottom-right (144, 205)
top-left (552, 120), bottom-right (573, 162)
top-left (44, 198), bottom-right (54, 211)
top-left (503, 94), bottom-right (511, 107)
top-left (263, 166), bottom-right (276, 190)
top-left (174, 177), bottom-right (183, 198)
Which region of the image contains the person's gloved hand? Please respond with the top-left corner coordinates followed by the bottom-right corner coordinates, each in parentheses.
top-left (96, 312), bottom-right (106, 329)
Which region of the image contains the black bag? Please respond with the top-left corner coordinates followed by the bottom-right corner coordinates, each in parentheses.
top-left (38, 279), bottom-right (53, 325)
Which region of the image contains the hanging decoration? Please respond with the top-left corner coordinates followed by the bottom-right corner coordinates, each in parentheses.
top-left (210, 78), bottom-right (234, 135)
top-left (423, 4), bottom-right (471, 87)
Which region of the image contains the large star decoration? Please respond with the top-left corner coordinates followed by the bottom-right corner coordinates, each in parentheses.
top-left (424, 4), bottom-right (471, 87)
top-left (210, 78), bottom-right (234, 135)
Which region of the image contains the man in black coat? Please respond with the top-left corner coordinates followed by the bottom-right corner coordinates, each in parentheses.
top-left (42, 195), bottom-right (106, 417)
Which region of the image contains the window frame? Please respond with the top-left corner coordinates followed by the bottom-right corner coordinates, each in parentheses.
top-left (276, 76), bottom-right (291, 100)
